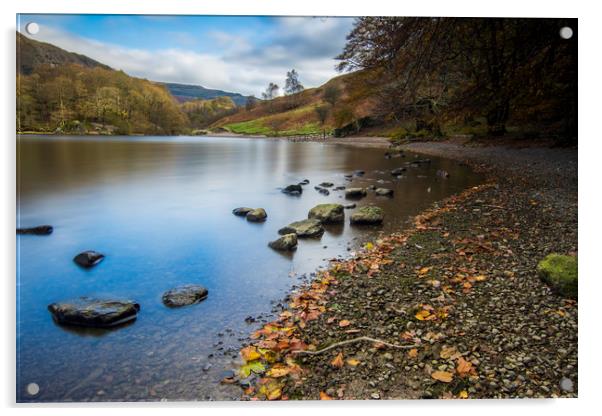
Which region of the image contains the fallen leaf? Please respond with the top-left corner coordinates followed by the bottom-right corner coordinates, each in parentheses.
top-left (431, 371), bottom-right (454, 383)
top-left (239, 360), bottom-right (266, 378)
top-left (456, 357), bottom-right (473, 376)
top-left (415, 310), bottom-right (431, 320)
top-left (267, 388), bottom-right (282, 400)
top-left (240, 346), bottom-right (261, 362)
top-left (440, 346), bottom-right (460, 360)
top-left (320, 391), bottom-right (333, 400)
top-left (408, 348), bottom-right (418, 358)
top-left (418, 266), bottom-right (432, 276)
top-left (346, 359), bottom-right (361, 366)
top-left (266, 365), bottom-right (291, 378)
top-left (339, 319), bottom-right (351, 327)
top-left (365, 242), bottom-right (374, 250)
top-left (458, 390), bottom-right (469, 399)
top-left (331, 352), bottom-right (344, 368)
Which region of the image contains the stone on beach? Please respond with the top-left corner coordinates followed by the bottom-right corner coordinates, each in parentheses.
top-left (48, 297), bottom-right (140, 328)
top-left (278, 219), bottom-right (324, 238)
top-left (73, 251), bottom-right (105, 268)
top-left (246, 208), bottom-right (267, 222)
top-left (308, 203), bottom-right (345, 224)
top-left (268, 233), bottom-right (298, 251)
top-left (162, 285), bottom-right (209, 307)
top-left (350, 206), bottom-right (385, 225)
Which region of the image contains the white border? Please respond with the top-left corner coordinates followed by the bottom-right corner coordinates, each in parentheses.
top-left (1, 1), bottom-right (599, 416)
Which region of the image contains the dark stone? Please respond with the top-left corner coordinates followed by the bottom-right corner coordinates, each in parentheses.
top-left (391, 167), bottom-right (407, 176)
top-left (162, 284), bottom-right (209, 307)
top-left (232, 207), bottom-right (253, 216)
top-left (299, 179), bottom-right (310, 185)
top-left (73, 251), bottom-right (105, 268)
top-left (17, 225), bottom-right (53, 235)
top-left (48, 297), bottom-right (140, 328)
top-left (345, 188), bottom-right (367, 199)
top-left (319, 182), bottom-right (334, 188)
top-left (282, 184), bottom-right (303, 195)
top-left (344, 203), bottom-right (356, 209)
top-left (354, 170), bottom-right (365, 176)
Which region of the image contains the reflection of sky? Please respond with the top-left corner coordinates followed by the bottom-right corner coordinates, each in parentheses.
top-left (16, 136), bottom-right (482, 401)
top-left (17, 14), bottom-right (355, 96)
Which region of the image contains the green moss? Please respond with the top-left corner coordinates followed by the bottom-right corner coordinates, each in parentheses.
top-left (537, 254), bottom-right (578, 299)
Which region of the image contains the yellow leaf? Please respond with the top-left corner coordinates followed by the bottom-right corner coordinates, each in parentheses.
top-left (365, 242), bottom-right (374, 250)
top-left (267, 387), bottom-right (282, 400)
top-left (240, 346), bottom-right (261, 362)
top-left (418, 267), bottom-right (432, 276)
top-left (474, 275), bottom-right (487, 282)
top-left (339, 319), bottom-right (351, 327)
top-left (458, 390), bottom-right (469, 399)
top-left (267, 365), bottom-right (291, 378)
top-left (331, 352), bottom-right (344, 368)
top-left (320, 391), bottom-right (333, 400)
top-left (346, 358), bottom-right (361, 366)
top-left (431, 371), bottom-right (454, 383)
top-left (415, 310), bottom-right (431, 320)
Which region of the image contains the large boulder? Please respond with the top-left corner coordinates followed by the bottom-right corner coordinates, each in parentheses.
top-left (345, 188), bottom-right (367, 199)
top-left (308, 203), bottom-right (344, 224)
top-left (350, 206), bottom-right (385, 225)
top-left (17, 225), bottom-right (53, 235)
top-left (246, 208), bottom-right (267, 222)
top-left (375, 188), bottom-right (394, 197)
top-left (278, 219), bottom-right (324, 238)
top-left (73, 251), bottom-right (105, 268)
top-left (537, 254), bottom-right (578, 299)
top-left (48, 297), bottom-right (140, 328)
top-left (268, 233), bottom-right (298, 251)
top-left (232, 207), bottom-right (254, 217)
top-left (282, 184), bottom-right (303, 195)
top-left (162, 285), bottom-right (209, 307)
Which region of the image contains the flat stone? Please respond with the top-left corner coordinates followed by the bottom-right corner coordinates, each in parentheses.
top-left (162, 285), bottom-right (209, 307)
top-left (350, 206), bottom-right (384, 225)
top-left (48, 297), bottom-right (140, 328)
top-left (345, 188), bottom-right (367, 199)
top-left (278, 219), bottom-right (324, 238)
top-left (308, 203), bottom-right (344, 223)
top-left (17, 225), bottom-right (53, 235)
top-left (232, 207), bottom-right (253, 216)
top-left (73, 251), bottom-right (105, 268)
top-left (282, 184), bottom-right (303, 195)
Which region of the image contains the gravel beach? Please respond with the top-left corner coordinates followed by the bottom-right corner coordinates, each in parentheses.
top-left (236, 140), bottom-right (578, 400)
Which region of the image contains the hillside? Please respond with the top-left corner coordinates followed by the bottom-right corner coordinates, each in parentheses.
top-left (17, 31), bottom-right (110, 75)
top-left (211, 70), bottom-right (378, 137)
top-left (163, 82), bottom-right (250, 106)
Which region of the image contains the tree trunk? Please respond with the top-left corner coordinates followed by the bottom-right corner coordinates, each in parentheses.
top-left (486, 97), bottom-right (509, 136)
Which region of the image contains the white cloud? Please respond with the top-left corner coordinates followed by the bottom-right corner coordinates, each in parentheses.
top-left (22, 17), bottom-right (354, 97)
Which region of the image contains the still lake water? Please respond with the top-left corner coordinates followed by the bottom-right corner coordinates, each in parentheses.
top-left (16, 135), bottom-right (482, 402)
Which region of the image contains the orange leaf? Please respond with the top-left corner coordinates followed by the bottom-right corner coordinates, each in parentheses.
top-left (331, 352), bottom-right (344, 368)
top-left (415, 310), bottom-right (431, 320)
top-left (418, 266), bottom-right (432, 276)
top-left (346, 358), bottom-right (361, 366)
top-left (320, 391), bottom-right (333, 400)
top-left (408, 348), bottom-right (418, 358)
top-left (431, 371), bottom-right (454, 383)
top-left (456, 357), bottom-right (473, 376)
top-left (339, 319), bottom-right (351, 327)
top-left (240, 346), bottom-right (261, 362)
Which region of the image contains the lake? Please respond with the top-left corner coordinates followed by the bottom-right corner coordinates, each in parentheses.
top-left (16, 135), bottom-right (482, 401)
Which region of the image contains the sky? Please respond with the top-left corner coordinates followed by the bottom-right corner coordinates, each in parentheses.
top-left (17, 14), bottom-right (355, 97)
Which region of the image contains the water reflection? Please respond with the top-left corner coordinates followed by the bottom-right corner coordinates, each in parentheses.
top-left (17, 135), bottom-right (482, 402)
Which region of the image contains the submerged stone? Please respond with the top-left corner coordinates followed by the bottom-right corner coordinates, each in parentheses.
top-left (308, 203), bottom-right (345, 224)
top-left (537, 254), bottom-right (577, 299)
top-left (282, 184), bottom-right (303, 195)
top-left (278, 219), bottom-right (324, 238)
top-left (73, 251), bottom-right (105, 268)
top-left (17, 225), bottom-right (53, 235)
top-left (350, 206), bottom-right (385, 225)
top-left (345, 188), bottom-right (367, 199)
top-left (268, 233), bottom-right (298, 251)
top-left (232, 207), bottom-right (254, 217)
top-left (162, 284), bottom-right (209, 307)
top-left (48, 297), bottom-right (140, 328)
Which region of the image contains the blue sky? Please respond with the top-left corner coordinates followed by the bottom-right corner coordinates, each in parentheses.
top-left (17, 14), bottom-right (355, 96)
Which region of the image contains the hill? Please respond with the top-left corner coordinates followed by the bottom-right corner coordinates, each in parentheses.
top-left (17, 31), bottom-right (110, 75)
top-left (163, 82), bottom-right (250, 106)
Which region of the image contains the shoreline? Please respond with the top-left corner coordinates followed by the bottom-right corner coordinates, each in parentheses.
top-left (234, 141), bottom-right (577, 400)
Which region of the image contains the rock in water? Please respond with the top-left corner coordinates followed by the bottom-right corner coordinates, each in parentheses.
top-left (278, 219), bottom-right (324, 238)
top-left (232, 207), bottom-right (254, 217)
top-left (319, 182), bottom-right (334, 188)
top-left (282, 184), bottom-right (303, 195)
top-left (344, 203), bottom-right (356, 209)
top-left (350, 206), bottom-right (385, 225)
top-left (48, 297), bottom-right (140, 328)
top-left (268, 233), bottom-right (298, 251)
top-left (437, 169), bottom-right (450, 178)
top-left (73, 251), bottom-right (105, 268)
top-left (345, 188), bottom-right (367, 199)
top-left (308, 203), bottom-right (344, 224)
top-left (299, 179), bottom-right (310, 185)
top-left (17, 225), bottom-right (53, 235)
top-left (375, 188), bottom-right (394, 197)
top-left (162, 285), bottom-right (209, 307)
top-left (246, 208), bottom-right (267, 222)
top-left (537, 254), bottom-right (577, 299)
top-left (391, 167), bottom-right (406, 176)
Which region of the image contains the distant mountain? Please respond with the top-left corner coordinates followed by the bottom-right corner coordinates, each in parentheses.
top-left (17, 31), bottom-right (110, 75)
top-left (162, 82), bottom-right (250, 107)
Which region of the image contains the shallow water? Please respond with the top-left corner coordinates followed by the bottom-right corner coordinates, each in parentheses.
top-left (16, 135), bottom-right (482, 402)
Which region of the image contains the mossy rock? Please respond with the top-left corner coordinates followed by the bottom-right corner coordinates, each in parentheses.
top-left (537, 254), bottom-right (577, 299)
top-left (350, 206), bottom-right (384, 225)
top-left (278, 219), bottom-right (324, 238)
top-left (308, 203), bottom-right (344, 224)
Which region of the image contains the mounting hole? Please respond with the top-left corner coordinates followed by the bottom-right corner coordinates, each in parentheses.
top-left (25, 22), bottom-right (39, 35)
top-left (559, 26), bottom-right (573, 40)
top-left (26, 382), bottom-right (40, 396)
